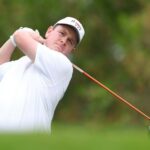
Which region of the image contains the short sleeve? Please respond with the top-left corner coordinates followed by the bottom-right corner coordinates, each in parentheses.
top-left (0, 61), bottom-right (14, 81)
top-left (34, 44), bottom-right (73, 85)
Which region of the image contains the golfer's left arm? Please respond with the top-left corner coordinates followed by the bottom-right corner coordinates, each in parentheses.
top-left (0, 38), bottom-right (16, 64)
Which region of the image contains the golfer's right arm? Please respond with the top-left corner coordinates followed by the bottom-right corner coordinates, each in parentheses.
top-left (0, 38), bottom-right (16, 64)
top-left (13, 28), bottom-right (45, 62)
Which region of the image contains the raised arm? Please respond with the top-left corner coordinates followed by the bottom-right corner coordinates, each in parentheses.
top-left (0, 38), bottom-right (16, 64)
top-left (13, 28), bottom-right (45, 61)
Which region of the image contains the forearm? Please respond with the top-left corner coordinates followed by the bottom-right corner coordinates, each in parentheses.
top-left (0, 38), bottom-right (16, 64)
top-left (14, 28), bottom-right (45, 61)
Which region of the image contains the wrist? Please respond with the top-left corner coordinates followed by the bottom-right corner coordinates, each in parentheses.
top-left (10, 35), bottom-right (17, 47)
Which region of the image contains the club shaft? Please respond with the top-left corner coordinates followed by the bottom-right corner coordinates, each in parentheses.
top-left (73, 64), bottom-right (150, 120)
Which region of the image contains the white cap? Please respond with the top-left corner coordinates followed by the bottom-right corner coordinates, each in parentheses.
top-left (54, 17), bottom-right (85, 44)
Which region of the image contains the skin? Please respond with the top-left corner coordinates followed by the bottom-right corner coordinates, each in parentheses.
top-left (0, 24), bottom-right (78, 64)
top-left (45, 25), bottom-right (78, 55)
top-left (0, 40), bottom-right (15, 64)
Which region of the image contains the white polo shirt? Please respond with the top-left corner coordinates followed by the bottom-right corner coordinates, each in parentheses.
top-left (0, 43), bottom-right (73, 132)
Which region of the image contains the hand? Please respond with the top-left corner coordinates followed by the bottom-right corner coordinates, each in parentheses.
top-left (34, 29), bottom-right (46, 44)
top-left (20, 27), bottom-right (45, 44)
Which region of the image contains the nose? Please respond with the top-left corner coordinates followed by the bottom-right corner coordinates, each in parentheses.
top-left (60, 37), bottom-right (67, 45)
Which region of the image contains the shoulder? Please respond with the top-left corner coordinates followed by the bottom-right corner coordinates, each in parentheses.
top-left (37, 43), bottom-right (72, 66)
top-left (35, 43), bottom-right (73, 76)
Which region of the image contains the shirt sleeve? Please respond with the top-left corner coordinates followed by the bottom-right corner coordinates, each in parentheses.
top-left (0, 61), bottom-right (14, 81)
top-left (34, 43), bottom-right (73, 86)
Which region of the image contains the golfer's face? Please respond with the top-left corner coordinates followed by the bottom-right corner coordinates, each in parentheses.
top-left (45, 25), bottom-right (77, 55)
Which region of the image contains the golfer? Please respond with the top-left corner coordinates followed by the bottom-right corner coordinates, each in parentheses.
top-left (0, 17), bottom-right (85, 132)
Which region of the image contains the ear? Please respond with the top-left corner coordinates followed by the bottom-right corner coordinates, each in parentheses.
top-left (45, 26), bottom-right (53, 38)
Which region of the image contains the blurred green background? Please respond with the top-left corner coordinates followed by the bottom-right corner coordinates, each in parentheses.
top-left (0, 0), bottom-right (150, 149)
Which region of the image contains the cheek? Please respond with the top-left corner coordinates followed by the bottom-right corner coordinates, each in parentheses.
top-left (46, 32), bottom-right (57, 40)
top-left (46, 34), bottom-right (56, 44)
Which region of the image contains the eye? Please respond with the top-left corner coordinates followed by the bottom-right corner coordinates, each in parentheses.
top-left (59, 31), bottom-right (65, 36)
top-left (68, 39), bottom-right (73, 46)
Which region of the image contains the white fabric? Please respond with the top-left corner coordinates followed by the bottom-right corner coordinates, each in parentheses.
top-left (0, 43), bottom-right (73, 132)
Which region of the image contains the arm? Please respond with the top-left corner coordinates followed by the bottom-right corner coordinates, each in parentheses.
top-left (13, 28), bottom-right (45, 61)
top-left (0, 38), bottom-right (16, 65)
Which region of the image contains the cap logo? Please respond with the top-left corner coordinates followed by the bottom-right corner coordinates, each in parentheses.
top-left (71, 19), bottom-right (81, 31)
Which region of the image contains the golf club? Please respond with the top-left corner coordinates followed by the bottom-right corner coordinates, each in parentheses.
top-left (72, 63), bottom-right (150, 121)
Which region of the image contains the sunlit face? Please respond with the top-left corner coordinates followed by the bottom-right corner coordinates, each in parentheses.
top-left (44, 25), bottom-right (78, 55)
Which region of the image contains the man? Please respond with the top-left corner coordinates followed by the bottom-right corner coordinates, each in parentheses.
top-left (0, 17), bottom-right (85, 132)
